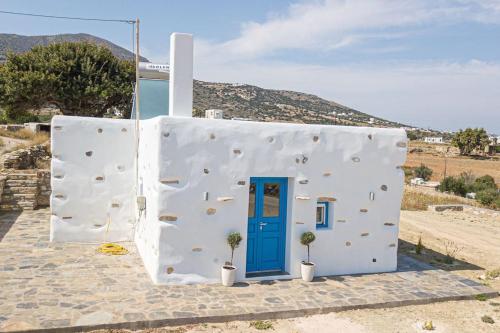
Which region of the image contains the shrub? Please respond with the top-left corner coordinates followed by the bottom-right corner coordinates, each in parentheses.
top-left (415, 236), bottom-right (424, 255)
top-left (414, 164), bottom-right (433, 181)
top-left (443, 240), bottom-right (463, 264)
top-left (250, 321), bottom-right (274, 330)
top-left (226, 232), bottom-right (242, 267)
top-left (472, 175), bottom-right (497, 192)
top-left (476, 189), bottom-right (498, 206)
top-left (438, 176), bottom-right (467, 197)
top-left (300, 232), bottom-right (316, 264)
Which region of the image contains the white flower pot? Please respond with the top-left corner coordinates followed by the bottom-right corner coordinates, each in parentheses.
top-left (221, 265), bottom-right (237, 286)
top-left (301, 262), bottom-right (315, 282)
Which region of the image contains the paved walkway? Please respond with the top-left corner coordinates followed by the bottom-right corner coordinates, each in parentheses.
top-left (0, 209), bottom-right (496, 332)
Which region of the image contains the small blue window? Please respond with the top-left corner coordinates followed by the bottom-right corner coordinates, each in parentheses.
top-left (316, 201), bottom-right (330, 229)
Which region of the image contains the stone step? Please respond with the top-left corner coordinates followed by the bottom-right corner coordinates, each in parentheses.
top-left (0, 202), bottom-right (36, 210)
top-left (2, 187), bottom-right (38, 195)
top-left (1, 193), bottom-right (37, 201)
top-left (3, 173), bottom-right (38, 180)
top-left (4, 179), bottom-right (39, 187)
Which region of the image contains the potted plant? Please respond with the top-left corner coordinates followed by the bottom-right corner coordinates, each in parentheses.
top-left (300, 231), bottom-right (316, 282)
top-left (221, 231), bottom-right (242, 286)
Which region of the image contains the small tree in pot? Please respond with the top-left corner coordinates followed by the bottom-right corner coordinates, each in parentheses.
top-left (300, 231), bottom-right (316, 282)
top-left (221, 232), bottom-right (242, 286)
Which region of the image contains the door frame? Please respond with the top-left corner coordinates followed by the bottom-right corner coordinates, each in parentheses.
top-left (246, 177), bottom-right (288, 274)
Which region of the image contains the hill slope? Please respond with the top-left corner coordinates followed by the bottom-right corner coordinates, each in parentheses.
top-left (194, 81), bottom-right (405, 127)
top-left (0, 33), bottom-right (148, 62)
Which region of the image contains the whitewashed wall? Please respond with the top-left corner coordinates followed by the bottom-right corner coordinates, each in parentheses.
top-left (138, 116), bottom-right (407, 284)
top-left (50, 116), bottom-right (136, 242)
top-left (135, 119), bottom-right (162, 280)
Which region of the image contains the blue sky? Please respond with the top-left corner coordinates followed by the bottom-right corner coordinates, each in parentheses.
top-left (1, 0), bottom-right (499, 133)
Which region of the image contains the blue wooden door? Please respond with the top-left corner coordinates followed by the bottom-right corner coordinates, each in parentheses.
top-left (246, 177), bottom-right (288, 273)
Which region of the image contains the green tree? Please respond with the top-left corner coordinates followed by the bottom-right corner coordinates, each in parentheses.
top-left (0, 42), bottom-right (134, 122)
top-left (451, 128), bottom-right (490, 156)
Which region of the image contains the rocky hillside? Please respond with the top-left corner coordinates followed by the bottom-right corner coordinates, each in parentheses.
top-left (0, 33), bottom-right (148, 62)
top-left (194, 81), bottom-right (405, 127)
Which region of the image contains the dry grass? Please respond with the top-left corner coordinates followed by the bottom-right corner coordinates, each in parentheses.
top-left (0, 131), bottom-right (49, 154)
top-left (29, 132), bottom-right (50, 146)
top-left (0, 128), bottom-right (36, 140)
top-left (401, 188), bottom-right (468, 211)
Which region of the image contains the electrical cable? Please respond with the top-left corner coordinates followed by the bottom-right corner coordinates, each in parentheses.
top-left (0, 9), bottom-right (135, 24)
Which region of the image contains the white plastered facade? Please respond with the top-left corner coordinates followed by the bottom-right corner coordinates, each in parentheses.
top-left (50, 115), bottom-right (406, 284)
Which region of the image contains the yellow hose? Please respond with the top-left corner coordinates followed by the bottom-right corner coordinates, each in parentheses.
top-left (96, 214), bottom-right (129, 255)
top-left (96, 243), bottom-right (129, 255)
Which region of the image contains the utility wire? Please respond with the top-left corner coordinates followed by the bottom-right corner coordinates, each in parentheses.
top-left (0, 10), bottom-right (135, 24)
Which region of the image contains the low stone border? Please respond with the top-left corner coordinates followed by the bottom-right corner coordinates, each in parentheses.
top-left (11, 291), bottom-right (498, 333)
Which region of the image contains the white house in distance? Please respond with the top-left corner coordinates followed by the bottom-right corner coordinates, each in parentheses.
top-left (205, 109), bottom-right (224, 119)
top-left (50, 33), bottom-right (407, 285)
top-left (424, 137), bottom-right (444, 144)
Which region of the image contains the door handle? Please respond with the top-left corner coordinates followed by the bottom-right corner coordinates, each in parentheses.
top-left (259, 222), bottom-right (267, 230)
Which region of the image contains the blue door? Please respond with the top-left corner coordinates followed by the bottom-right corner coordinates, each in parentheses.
top-left (246, 177), bottom-right (288, 273)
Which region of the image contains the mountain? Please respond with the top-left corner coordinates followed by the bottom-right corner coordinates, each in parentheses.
top-left (194, 81), bottom-right (406, 128)
top-left (0, 33), bottom-right (148, 62)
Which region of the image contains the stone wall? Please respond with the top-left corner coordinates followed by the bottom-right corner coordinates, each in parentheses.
top-left (0, 144), bottom-right (51, 170)
top-left (0, 176), bottom-right (5, 202)
top-left (37, 170), bottom-right (51, 207)
top-left (0, 144), bottom-right (51, 210)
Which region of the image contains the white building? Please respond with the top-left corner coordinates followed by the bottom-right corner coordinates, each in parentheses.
top-left (50, 33), bottom-right (407, 285)
top-left (424, 137), bottom-right (443, 144)
top-left (205, 109), bottom-right (224, 119)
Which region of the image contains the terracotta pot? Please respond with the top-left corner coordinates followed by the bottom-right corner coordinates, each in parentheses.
top-left (221, 265), bottom-right (237, 286)
top-left (301, 262), bottom-right (315, 282)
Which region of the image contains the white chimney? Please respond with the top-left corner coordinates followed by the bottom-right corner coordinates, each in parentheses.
top-left (168, 33), bottom-right (193, 117)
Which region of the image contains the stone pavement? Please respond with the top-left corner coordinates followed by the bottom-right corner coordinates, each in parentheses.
top-left (0, 209), bottom-right (496, 332)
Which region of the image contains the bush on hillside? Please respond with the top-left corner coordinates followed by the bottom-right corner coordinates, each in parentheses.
top-left (471, 175), bottom-right (497, 192)
top-left (414, 164), bottom-right (433, 181)
top-left (476, 189), bottom-right (499, 206)
top-left (438, 176), bottom-right (467, 197)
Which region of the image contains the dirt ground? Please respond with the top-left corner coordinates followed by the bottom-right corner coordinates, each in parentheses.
top-left (0, 136), bottom-right (27, 155)
top-left (405, 142), bottom-right (500, 184)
